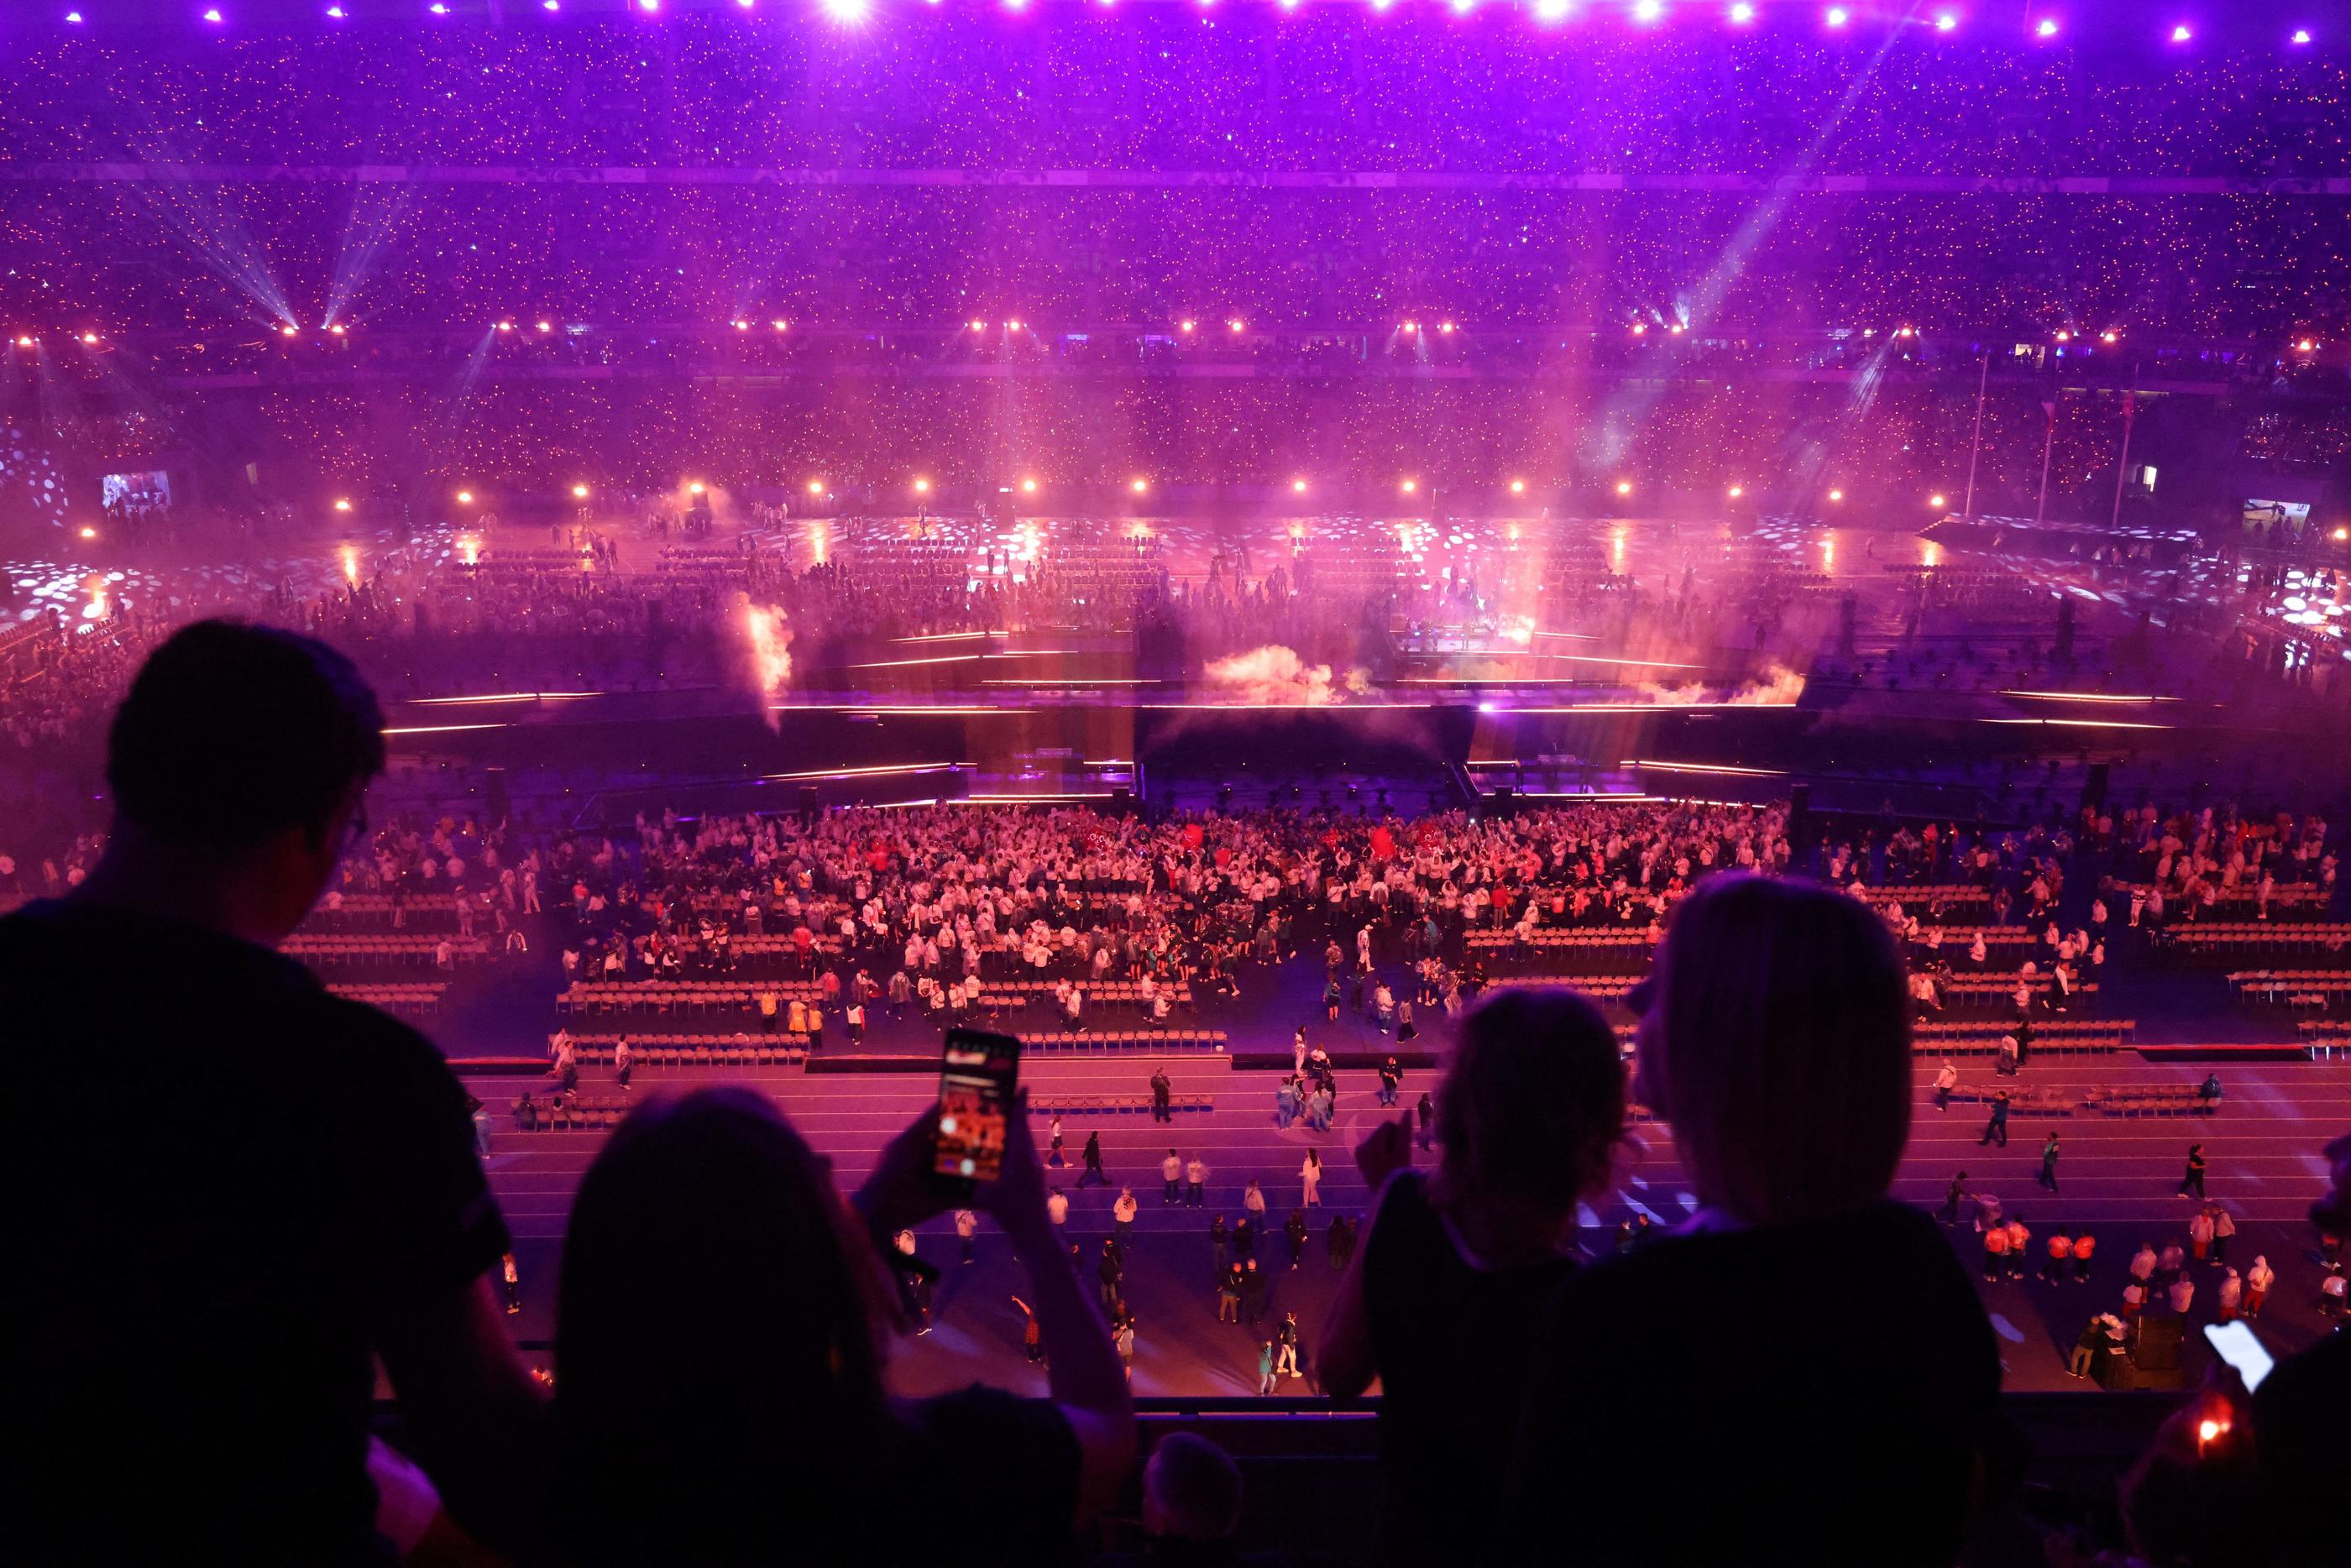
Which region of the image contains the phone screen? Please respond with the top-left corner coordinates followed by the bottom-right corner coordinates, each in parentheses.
top-left (934, 1029), bottom-right (1019, 1185)
top-left (2202, 1321), bottom-right (2275, 1392)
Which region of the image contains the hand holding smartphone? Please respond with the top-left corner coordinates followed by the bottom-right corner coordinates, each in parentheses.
top-left (930, 1027), bottom-right (1023, 1197)
top-left (2202, 1321), bottom-right (2275, 1392)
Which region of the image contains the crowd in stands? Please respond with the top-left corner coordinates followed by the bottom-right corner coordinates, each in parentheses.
top-left (7, 620), bottom-right (2347, 1567)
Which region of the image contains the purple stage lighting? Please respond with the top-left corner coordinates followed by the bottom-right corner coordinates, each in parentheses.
top-left (1825, 5), bottom-right (1849, 27)
top-left (1631, 0), bottom-right (1663, 21)
top-left (1534, 0), bottom-right (1573, 23)
top-left (427, 2), bottom-right (447, 12)
top-left (1934, 10), bottom-right (1957, 29)
top-left (636, 0), bottom-right (659, 12)
top-left (201, 5), bottom-right (223, 19)
top-left (325, 3), bottom-right (344, 13)
top-left (821, 0), bottom-right (870, 23)
top-left (1727, 1), bottom-right (1756, 22)
top-left (1450, 0), bottom-right (1476, 16)
top-left (65, 7), bottom-right (83, 16)
top-left (2034, 15), bottom-right (2057, 36)
top-left (2169, 22), bottom-right (2191, 41)
top-left (2291, 26), bottom-right (2312, 43)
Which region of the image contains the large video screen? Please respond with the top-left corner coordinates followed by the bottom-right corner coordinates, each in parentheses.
top-left (102, 471), bottom-right (172, 510)
top-left (2243, 498), bottom-right (2311, 531)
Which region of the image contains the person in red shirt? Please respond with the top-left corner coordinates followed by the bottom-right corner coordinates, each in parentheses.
top-left (1982, 1220), bottom-right (2009, 1282)
top-left (2042, 1230), bottom-right (2074, 1284)
top-left (2071, 1230), bottom-right (2097, 1285)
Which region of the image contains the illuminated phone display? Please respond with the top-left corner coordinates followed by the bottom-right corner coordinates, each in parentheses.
top-left (934, 1032), bottom-right (1018, 1184)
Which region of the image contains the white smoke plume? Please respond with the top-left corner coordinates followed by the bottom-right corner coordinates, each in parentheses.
top-left (738, 595), bottom-right (794, 728)
top-left (1629, 662), bottom-right (1809, 708)
top-left (1203, 645), bottom-right (1368, 706)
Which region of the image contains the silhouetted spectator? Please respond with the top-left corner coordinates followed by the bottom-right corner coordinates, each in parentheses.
top-left (551, 1087), bottom-right (1134, 1565)
top-left (1321, 988), bottom-right (1626, 1565)
top-left (0, 620), bottom-right (544, 1561)
top-left (1503, 875), bottom-right (2001, 1567)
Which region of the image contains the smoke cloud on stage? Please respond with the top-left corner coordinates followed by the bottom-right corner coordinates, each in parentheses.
top-left (1203, 645), bottom-right (1369, 707)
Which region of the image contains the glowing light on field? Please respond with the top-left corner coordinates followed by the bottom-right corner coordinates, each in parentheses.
top-left (688, 482), bottom-right (706, 495)
top-left (1827, 489), bottom-right (1844, 502)
top-left (495, 321), bottom-right (514, 333)
top-left (2335, 526), bottom-right (2349, 542)
top-left (2296, 338), bottom-right (2317, 353)
top-left (731, 320), bottom-right (749, 332)
top-left (1403, 321), bottom-right (1419, 334)
top-left (202, 8), bottom-right (223, 21)
top-left (12, 337), bottom-right (31, 349)
top-left (2168, 23), bottom-right (2191, 41)
top-left (80, 332), bottom-right (98, 344)
top-left (1006, 319), bottom-right (1024, 332)
top-left (1400, 478), bottom-right (1418, 494)
top-left (1825, 7), bottom-right (1849, 27)
top-left (913, 478), bottom-right (931, 494)
top-left (1131, 478), bottom-right (1149, 494)
top-left (1228, 319), bottom-right (1246, 333)
top-left (333, 498), bottom-right (353, 512)
top-left (327, 4), bottom-right (345, 14)
top-left (328, 323), bottom-right (347, 336)
top-left (1728, 0), bottom-right (1754, 19)
top-left (65, 9), bottom-right (85, 18)
top-left (808, 479), bottom-right (826, 496)
top-left (1178, 319), bottom-right (1196, 334)
top-left (572, 483), bottom-right (589, 499)
top-left (1449, 0), bottom-right (1474, 15)
top-left (279, 325), bottom-right (299, 337)
top-left (2291, 28), bottom-right (2312, 44)
top-left (1631, 0), bottom-right (1662, 20)
top-left (1615, 480), bottom-right (1633, 496)
top-left (1631, 322), bottom-right (1647, 336)
top-left (1021, 478), bottom-right (1038, 494)
top-left (771, 320), bottom-right (788, 332)
top-left (341, 546), bottom-right (360, 584)
top-left (1291, 479), bottom-right (1308, 494)
top-left (636, 0), bottom-right (659, 12)
top-left (1728, 484), bottom-right (1744, 499)
top-left (458, 536), bottom-right (480, 566)
top-left (1510, 479), bottom-right (1526, 494)
top-left (1440, 321), bottom-right (1456, 334)
top-left (2101, 330), bottom-right (2118, 343)
top-left (2034, 15), bottom-right (2057, 36)
top-left (79, 525), bottom-right (97, 540)
top-left (1934, 10), bottom-right (1957, 29)
top-left (428, 3), bottom-right (448, 14)
top-left (1534, 0), bottom-right (1571, 19)
top-left (1929, 494), bottom-right (1947, 509)
top-left (456, 490), bottom-right (474, 504)
top-left (821, 0), bottom-right (870, 25)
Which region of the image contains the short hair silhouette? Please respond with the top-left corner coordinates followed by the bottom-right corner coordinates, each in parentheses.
top-left (107, 620), bottom-right (385, 849)
top-left (1636, 874), bottom-right (1911, 1225)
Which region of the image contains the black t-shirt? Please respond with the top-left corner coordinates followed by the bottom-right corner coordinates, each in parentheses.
top-left (1501, 1200), bottom-right (2001, 1567)
top-left (1362, 1172), bottom-right (1578, 1566)
top-left (0, 901), bottom-right (510, 1565)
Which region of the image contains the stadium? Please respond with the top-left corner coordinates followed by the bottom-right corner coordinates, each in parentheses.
top-left (2, 1), bottom-right (2348, 1563)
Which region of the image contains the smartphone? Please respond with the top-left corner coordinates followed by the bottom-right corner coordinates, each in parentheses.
top-left (2202, 1321), bottom-right (2275, 1393)
top-left (931, 1027), bottom-right (1021, 1194)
